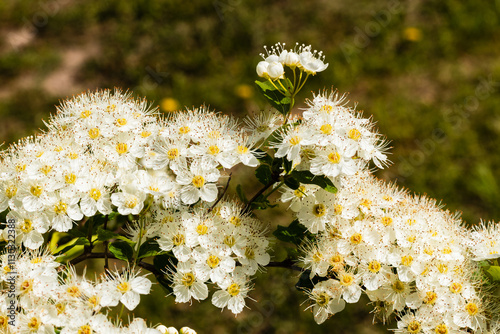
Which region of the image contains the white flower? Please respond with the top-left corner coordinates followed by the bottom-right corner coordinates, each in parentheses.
top-left (307, 279), bottom-right (345, 324)
top-left (171, 260), bottom-right (208, 303)
top-left (212, 268), bottom-right (251, 314)
top-left (100, 269), bottom-right (152, 311)
top-left (176, 159), bottom-right (220, 205)
top-left (297, 189), bottom-right (336, 234)
top-left (297, 45), bottom-right (328, 75)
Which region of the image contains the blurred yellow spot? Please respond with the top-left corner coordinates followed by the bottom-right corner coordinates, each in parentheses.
top-left (161, 97), bottom-right (179, 112)
top-left (404, 27), bottom-right (422, 41)
top-left (235, 84), bottom-right (253, 99)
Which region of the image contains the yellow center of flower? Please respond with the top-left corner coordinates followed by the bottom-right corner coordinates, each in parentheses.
top-left (5, 185), bottom-right (17, 198)
top-left (80, 110), bottom-right (91, 118)
top-left (392, 280), bottom-right (406, 293)
top-left (289, 136), bottom-right (301, 146)
top-left (89, 188), bottom-right (101, 201)
top-left (115, 143), bottom-right (128, 155)
top-left (31, 257), bottom-right (42, 264)
top-left (401, 255), bottom-right (413, 266)
top-left (192, 175), bottom-right (205, 188)
top-left (67, 152), bottom-right (78, 159)
top-left (230, 216), bottom-right (241, 226)
top-left (424, 247), bottom-right (434, 256)
top-left (106, 104), bottom-right (116, 113)
top-left (465, 302), bottom-right (479, 316)
top-left (141, 130), bottom-right (151, 138)
top-left (312, 251), bottom-right (323, 263)
top-left (224, 235), bottom-right (236, 247)
top-left (65, 173), bottom-right (77, 184)
top-left (329, 254), bottom-right (344, 267)
top-left (406, 219), bottom-right (416, 226)
top-left (327, 152), bottom-right (341, 164)
top-left (172, 234), bottom-right (185, 246)
top-left (442, 247), bottom-right (452, 254)
top-left (407, 321), bottom-right (421, 334)
top-left (16, 163), bottom-right (26, 172)
top-left (88, 128), bottom-right (100, 139)
top-left (3, 265), bottom-right (11, 274)
top-left (21, 219), bottom-right (32, 233)
top-left (179, 126), bottom-right (190, 134)
top-left (124, 197), bottom-right (138, 209)
top-left (208, 145), bottom-right (220, 155)
top-left (55, 303), bottom-right (65, 315)
top-left (227, 283), bottom-right (241, 296)
top-left (407, 235), bottom-right (416, 243)
top-left (54, 201), bottom-right (68, 214)
top-left (161, 216), bottom-right (175, 224)
top-left (350, 233), bottom-right (362, 244)
top-left (196, 224), bottom-right (208, 235)
top-left (207, 255), bottom-right (220, 268)
top-left (423, 291), bottom-right (437, 305)
top-left (449, 282), bottom-right (462, 294)
top-left (208, 130), bottom-right (221, 138)
top-left (381, 216), bottom-right (393, 226)
top-left (368, 260), bottom-right (381, 273)
top-left (67, 285), bottom-right (81, 298)
top-left (167, 148), bottom-right (179, 160)
top-left (55, 146), bottom-right (63, 152)
top-left (0, 316), bottom-right (7, 328)
top-left (316, 292), bottom-right (331, 307)
top-left (116, 118), bottom-right (127, 126)
top-left (28, 317), bottom-right (41, 330)
top-left (88, 295), bottom-right (99, 308)
top-left (333, 204), bottom-right (343, 215)
top-left (320, 124), bottom-right (332, 134)
top-left (117, 282), bottom-right (130, 293)
top-left (40, 165), bottom-right (52, 175)
top-left (294, 186), bottom-right (306, 198)
top-left (21, 279), bottom-right (33, 293)
top-left (78, 325), bottom-right (92, 334)
top-left (245, 247), bottom-right (255, 259)
top-left (312, 203), bottom-right (326, 217)
top-left (434, 324), bottom-right (448, 334)
top-left (348, 129), bottom-right (361, 140)
top-left (36, 151), bottom-right (44, 158)
top-left (340, 273), bottom-right (354, 286)
top-left (360, 199), bottom-right (371, 208)
top-left (181, 272), bottom-right (196, 287)
top-left (237, 145), bottom-right (249, 154)
top-left (148, 186), bottom-right (160, 192)
top-left (320, 105), bottom-right (333, 113)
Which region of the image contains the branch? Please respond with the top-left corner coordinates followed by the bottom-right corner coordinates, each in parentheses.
top-left (242, 179), bottom-right (276, 215)
top-left (209, 172), bottom-right (232, 212)
top-left (266, 259), bottom-right (303, 272)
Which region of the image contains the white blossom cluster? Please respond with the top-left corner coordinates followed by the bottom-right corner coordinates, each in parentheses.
top-left (0, 248), bottom-right (195, 333)
top-left (257, 42), bottom-right (329, 79)
top-left (152, 199), bottom-right (270, 314)
top-left (276, 89), bottom-right (495, 331)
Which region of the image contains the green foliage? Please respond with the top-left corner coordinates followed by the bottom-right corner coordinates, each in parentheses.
top-left (138, 239), bottom-right (166, 259)
top-left (273, 219), bottom-right (313, 246)
top-left (291, 170), bottom-right (337, 193)
top-left (255, 80), bottom-right (291, 116)
top-left (109, 241), bottom-right (134, 261)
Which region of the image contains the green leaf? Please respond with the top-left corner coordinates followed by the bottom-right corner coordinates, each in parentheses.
top-left (153, 253), bottom-right (176, 294)
top-left (486, 265), bottom-right (500, 281)
top-left (96, 227), bottom-right (134, 244)
top-left (291, 170), bottom-right (337, 193)
top-left (138, 239), bottom-right (166, 259)
top-left (284, 177), bottom-right (300, 190)
top-left (109, 241), bottom-right (134, 262)
top-left (295, 270), bottom-right (328, 292)
top-left (273, 219), bottom-right (312, 245)
top-left (236, 184), bottom-right (248, 204)
top-left (254, 149), bottom-right (272, 165)
top-left (255, 164), bottom-right (273, 185)
top-left (53, 237), bottom-right (90, 256)
top-left (255, 80), bottom-right (291, 116)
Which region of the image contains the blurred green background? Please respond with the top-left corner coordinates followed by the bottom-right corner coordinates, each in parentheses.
top-left (1, 0), bottom-right (500, 332)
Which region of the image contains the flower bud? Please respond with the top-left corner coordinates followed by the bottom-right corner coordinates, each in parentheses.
top-left (180, 327), bottom-right (197, 334)
top-left (267, 61), bottom-right (284, 80)
top-left (256, 61), bottom-right (269, 78)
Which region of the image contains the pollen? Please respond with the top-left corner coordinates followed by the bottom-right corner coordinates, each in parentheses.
top-left (141, 130), bottom-right (151, 138)
top-left (368, 260), bottom-right (381, 273)
top-left (115, 118), bottom-right (127, 126)
top-left (333, 204), bottom-right (343, 215)
top-left (230, 216), bottom-right (241, 226)
top-left (207, 255), bottom-right (220, 268)
top-left (237, 145), bottom-right (249, 154)
top-left (340, 273), bottom-right (354, 286)
top-left (320, 124), bottom-right (332, 134)
top-left (423, 291), bottom-right (437, 305)
top-left (289, 136), bottom-right (301, 146)
top-left (65, 173), bottom-right (77, 184)
top-left (167, 148), bottom-right (180, 160)
top-left (401, 255), bottom-right (413, 266)
top-left (54, 201), bottom-right (68, 214)
top-left (327, 152), bottom-right (341, 164)
top-left (208, 145), bottom-right (220, 155)
top-left (360, 199), bottom-right (372, 208)
top-left (149, 186), bottom-right (160, 192)
top-left (208, 130), bottom-right (221, 138)
top-left (89, 188), bottom-right (101, 200)
top-left (192, 175), bottom-right (205, 188)
top-left (67, 152), bottom-right (78, 159)
top-left (437, 263), bottom-right (448, 273)
top-left (227, 283), bottom-right (241, 296)
top-left (449, 282), bottom-right (462, 294)
top-left (55, 302), bottom-right (65, 314)
top-left (117, 281), bottom-right (130, 293)
top-left (196, 224), bottom-right (208, 235)
top-left (21, 219), bottom-right (33, 233)
top-left (407, 235), bottom-right (416, 243)
top-left (316, 292), bottom-right (331, 307)
top-left (434, 324), bottom-right (448, 334)
top-left (312, 203), bottom-right (326, 217)
top-left (406, 219), bottom-right (416, 226)
top-left (88, 295), bottom-right (99, 308)
top-left (115, 143), bottom-right (129, 155)
top-left (105, 104), bottom-right (116, 113)
top-left (391, 279), bottom-right (406, 293)
top-left (348, 128), bottom-right (361, 140)
top-left (88, 128), bottom-right (100, 139)
top-left (312, 251), bottom-right (323, 263)
top-left (5, 185), bottom-right (17, 198)
top-left (224, 235), bottom-right (236, 247)
top-left (16, 163), bottom-right (26, 172)
top-left (28, 317), bottom-right (41, 330)
top-left (181, 272), bottom-right (196, 287)
top-left (172, 234), bottom-right (185, 246)
top-left (78, 325), bottom-right (92, 334)
top-left (40, 165), bottom-right (52, 175)
top-left (21, 279), bottom-right (34, 293)
top-left (320, 105), bottom-right (333, 113)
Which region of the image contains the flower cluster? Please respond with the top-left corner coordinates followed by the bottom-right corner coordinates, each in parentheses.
top-left (0, 248), bottom-right (195, 333)
top-left (257, 42), bottom-right (329, 80)
top-left (153, 199), bottom-right (270, 314)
